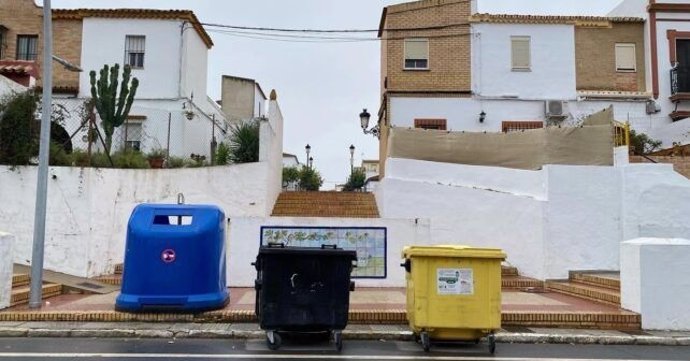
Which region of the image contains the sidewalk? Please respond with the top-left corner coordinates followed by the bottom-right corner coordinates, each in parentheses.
top-left (1, 321), bottom-right (689, 346)
top-left (2, 288), bottom-right (639, 329)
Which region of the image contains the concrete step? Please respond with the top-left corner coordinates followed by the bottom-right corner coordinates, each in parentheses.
top-left (114, 264), bottom-right (124, 275)
top-left (93, 274), bottom-right (122, 286)
top-left (546, 280), bottom-right (620, 306)
top-left (12, 274), bottom-right (30, 288)
top-left (271, 192), bottom-right (380, 218)
top-left (10, 283), bottom-right (63, 307)
top-left (502, 276), bottom-right (544, 290)
top-left (501, 265), bottom-right (518, 277)
top-left (569, 271), bottom-right (620, 291)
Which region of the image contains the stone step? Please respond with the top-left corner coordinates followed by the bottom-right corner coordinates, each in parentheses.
top-left (10, 283), bottom-right (63, 307)
top-left (546, 280), bottom-right (620, 306)
top-left (12, 274), bottom-right (30, 288)
top-left (501, 265), bottom-right (518, 277)
top-left (569, 271), bottom-right (620, 291)
top-left (114, 264), bottom-right (123, 275)
top-left (502, 276), bottom-right (544, 290)
top-left (272, 192), bottom-right (380, 218)
top-left (93, 274), bottom-right (122, 286)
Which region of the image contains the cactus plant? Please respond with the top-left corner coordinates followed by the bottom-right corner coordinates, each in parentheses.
top-left (89, 64), bottom-right (139, 154)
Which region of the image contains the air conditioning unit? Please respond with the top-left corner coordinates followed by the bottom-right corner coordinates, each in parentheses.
top-left (545, 100), bottom-right (567, 119)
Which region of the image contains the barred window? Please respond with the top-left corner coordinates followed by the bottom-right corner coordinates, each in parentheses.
top-left (502, 121), bottom-right (543, 133)
top-left (414, 119), bottom-right (447, 130)
top-left (125, 35), bottom-right (145, 69)
top-left (16, 35), bottom-right (38, 61)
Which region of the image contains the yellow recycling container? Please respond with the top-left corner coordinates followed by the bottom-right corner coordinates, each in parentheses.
top-left (401, 245), bottom-right (506, 353)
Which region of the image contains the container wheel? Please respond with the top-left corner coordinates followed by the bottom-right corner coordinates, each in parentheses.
top-left (333, 330), bottom-right (343, 352)
top-left (266, 331), bottom-right (281, 351)
top-left (420, 331), bottom-right (431, 352)
top-left (488, 333), bottom-right (496, 355)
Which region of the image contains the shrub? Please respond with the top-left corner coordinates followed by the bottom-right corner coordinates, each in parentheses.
top-left (228, 120), bottom-right (259, 163)
top-left (343, 168), bottom-right (366, 191)
top-left (167, 156), bottom-right (186, 168)
top-left (112, 150), bottom-right (149, 169)
top-left (0, 92), bottom-right (39, 166)
top-left (215, 142), bottom-right (230, 165)
top-left (629, 129), bottom-right (662, 155)
top-left (299, 167), bottom-right (323, 191)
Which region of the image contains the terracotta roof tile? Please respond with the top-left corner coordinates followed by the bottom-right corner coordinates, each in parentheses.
top-left (53, 9), bottom-right (213, 48)
top-left (469, 13), bottom-right (645, 25)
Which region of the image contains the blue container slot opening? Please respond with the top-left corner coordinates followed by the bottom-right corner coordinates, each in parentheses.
top-left (153, 215), bottom-right (193, 226)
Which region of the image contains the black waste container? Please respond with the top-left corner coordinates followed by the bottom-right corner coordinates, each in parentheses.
top-left (253, 244), bottom-right (357, 351)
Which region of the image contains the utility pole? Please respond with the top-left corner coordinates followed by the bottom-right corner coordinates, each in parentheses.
top-left (29, 0), bottom-right (53, 309)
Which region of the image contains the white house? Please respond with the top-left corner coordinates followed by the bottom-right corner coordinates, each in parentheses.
top-left (55, 8), bottom-right (228, 160)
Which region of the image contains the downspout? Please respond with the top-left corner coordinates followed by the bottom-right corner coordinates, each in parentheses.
top-left (649, 0), bottom-right (659, 99)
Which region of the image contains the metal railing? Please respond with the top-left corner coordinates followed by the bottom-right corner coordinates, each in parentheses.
top-left (613, 121), bottom-right (630, 148)
top-left (670, 66), bottom-right (690, 95)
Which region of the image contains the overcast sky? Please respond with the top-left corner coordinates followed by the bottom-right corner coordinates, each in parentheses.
top-left (50, 0), bottom-right (623, 189)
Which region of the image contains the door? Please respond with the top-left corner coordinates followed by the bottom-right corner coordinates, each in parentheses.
top-left (676, 39), bottom-right (690, 92)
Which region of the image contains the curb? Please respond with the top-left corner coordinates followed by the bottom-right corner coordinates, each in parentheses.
top-left (0, 326), bottom-right (688, 346)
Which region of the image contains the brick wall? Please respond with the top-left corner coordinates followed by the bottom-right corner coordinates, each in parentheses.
top-left (575, 22), bottom-right (645, 92)
top-left (630, 155), bottom-right (690, 179)
top-left (381, 0), bottom-right (471, 93)
top-left (0, 0), bottom-right (82, 91)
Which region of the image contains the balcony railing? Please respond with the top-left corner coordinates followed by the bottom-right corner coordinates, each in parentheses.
top-left (671, 66), bottom-right (690, 95)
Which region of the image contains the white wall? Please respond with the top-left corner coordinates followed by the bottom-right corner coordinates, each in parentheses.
top-left (472, 23), bottom-right (577, 100)
top-left (621, 238), bottom-right (690, 330)
top-left (181, 24), bottom-right (209, 102)
top-left (378, 158), bottom-right (690, 280)
top-left (0, 74), bottom-right (27, 98)
top-left (0, 232), bottom-right (13, 310)
top-left (79, 18), bottom-right (183, 99)
top-left (0, 164), bottom-right (271, 278)
top-left (261, 98), bottom-right (284, 216)
top-left (254, 85), bottom-right (266, 118)
top-left (227, 217), bottom-right (431, 288)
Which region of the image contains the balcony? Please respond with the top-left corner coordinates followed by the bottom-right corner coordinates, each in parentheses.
top-left (670, 66), bottom-right (690, 102)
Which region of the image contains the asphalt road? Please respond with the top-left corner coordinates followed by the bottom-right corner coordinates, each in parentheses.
top-left (0, 338), bottom-right (688, 361)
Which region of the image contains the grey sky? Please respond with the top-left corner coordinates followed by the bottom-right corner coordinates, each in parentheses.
top-left (50, 0), bottom-right (622, 189)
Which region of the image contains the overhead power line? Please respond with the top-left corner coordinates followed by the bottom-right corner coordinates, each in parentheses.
top-left (201, 22), bottom-right (469, 34)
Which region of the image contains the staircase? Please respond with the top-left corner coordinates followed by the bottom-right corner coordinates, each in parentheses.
top-left (10, 272), bottom-right (63, 308)
top-left (271, 191), bottom-right (380, 218)
top-left (546, 271), bottom-right (621, 306)
top-left (93, 263), bottom-right (123, 286)
top-left (501, 265), bottom-right (544, 290)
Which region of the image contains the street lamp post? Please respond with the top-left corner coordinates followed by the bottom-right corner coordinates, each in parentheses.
top-left (305, 144), bottom-right (311, 169)
top-left (309, 156), bottom-right (314, 169)
top-left (349, 144), bottom-right (355, 175)
top-left (29, 0), bottom-right (53, 309)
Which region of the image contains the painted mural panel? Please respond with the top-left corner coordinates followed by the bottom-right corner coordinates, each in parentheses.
top-left (260, 226), bottom-right (387, 278)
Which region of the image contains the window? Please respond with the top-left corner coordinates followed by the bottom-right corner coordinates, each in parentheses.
top-left (404, 39), bottom-right (429, 69)
top-left (0, 26), bottom-right (6, 58)
top-left (511, 36), bottom-right (531, 71)
top-left (414, 119), bottom-right (447, 130)
top-left (615, 43), bottom-right (636, 72)
top-left (123, 121), bottom-right (143, 151)
top-left (16, 35), bottom-right (38, 61)
top-left (125, 35), bottom-right (145, 68)
top-left (502, 121), bottom-right (543, 133)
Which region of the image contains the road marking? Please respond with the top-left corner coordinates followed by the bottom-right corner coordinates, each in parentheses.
top-left (0, 354), bottom-right (679, 361)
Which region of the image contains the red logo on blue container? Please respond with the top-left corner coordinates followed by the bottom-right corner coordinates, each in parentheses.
top-left (161, 249), bottom-right (176, 263)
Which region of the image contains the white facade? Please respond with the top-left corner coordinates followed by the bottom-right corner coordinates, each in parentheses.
top-left (0, 232), bottom-right (12, 310)
top-left (472, 23), bottom-right (577, 100)
top-left (621, 238), bottom-right (690, 330)
top-left (75, 15), bottom-right (227, 158)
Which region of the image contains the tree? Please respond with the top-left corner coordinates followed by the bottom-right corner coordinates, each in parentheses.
top-left (629, 129), bottom-right (662, 155)
top-left (0, 92), bottom-right (39, 165)
top-left (228, 120), bottom-right (260, 163)
top-left (299, 167), bottom-right (323, 191)
top-left (343, 168), bottom-right (366, 191)
top-left (89, 63), bottom-right (139, 154)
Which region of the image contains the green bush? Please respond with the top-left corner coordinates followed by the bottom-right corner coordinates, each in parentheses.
top-left (299, 167), bottom-right (323, 191)
top-left (49, 141), bottom-right (71, 166)
top-left (0, 92), bottom-right (39, 166)
top-left (90, 152), bottom-right (112, 168)
top-left (69, 149), bottom-right (91, 167)
top-left (167, 156), bottom-right (186, 168)
top-left (629, 129), bottom-right (662, 155)
top-left (343, 168), bottom-right (366, 191)
top-left (215, 142), bottom-right (230, 165)
top-left (112, 150), bottom-right (149, 169)
top-left (282, 166), bottom-right (300, 184)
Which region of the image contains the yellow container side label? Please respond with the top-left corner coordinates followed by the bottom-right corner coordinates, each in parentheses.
top-left (437, 268), bottom-right (473, 295)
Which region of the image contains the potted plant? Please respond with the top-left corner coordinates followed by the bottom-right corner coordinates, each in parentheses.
top-left (146, 148), bottom-right (167, 168)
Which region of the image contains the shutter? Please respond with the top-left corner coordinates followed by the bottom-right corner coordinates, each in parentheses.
top-left (405, 39), bottom-right (428, 60)
top-left (511, 37), bottom-right (531, 70)
top-left (615, 44), bottom-right (636, 71)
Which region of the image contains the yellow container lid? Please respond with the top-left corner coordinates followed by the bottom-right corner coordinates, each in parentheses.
top-left (402, 245), bottom-right (506, 260)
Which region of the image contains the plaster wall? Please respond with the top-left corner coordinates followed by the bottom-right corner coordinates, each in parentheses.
top-left (472, 23), bottom-right (577, 100)
top-left (79, 18), bottom-right (182, 99)
top-left (378, 158), bottom-right (690, 280)
top-left (621, 238), bottom-right (690, 330)
top-left (0, 232), bottom-right (13, 310)
top-left (0, 164), bottom-right (271, 278)
top-left (227, 217), bottom-right (431, 288)
top-left (181, 26), bottom-right (209, 103)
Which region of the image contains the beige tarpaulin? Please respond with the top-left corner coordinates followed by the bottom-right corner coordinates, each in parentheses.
top-left (388, 107), bottom-right (614, 170)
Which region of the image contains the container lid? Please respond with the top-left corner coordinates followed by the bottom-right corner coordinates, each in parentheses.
top-left (402, 245), bottom-right (506, 260)
top-left (259, 246), bottom-right (357, 260)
